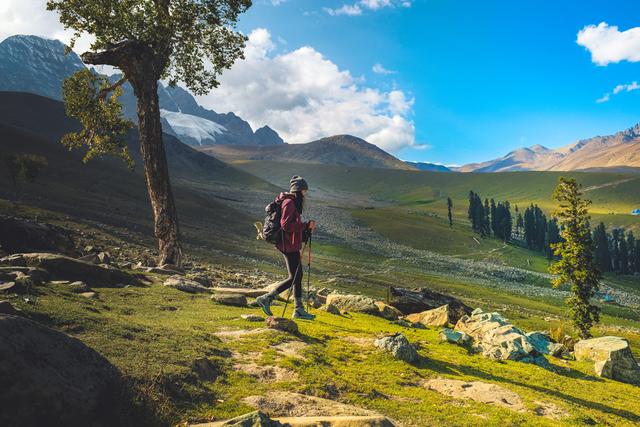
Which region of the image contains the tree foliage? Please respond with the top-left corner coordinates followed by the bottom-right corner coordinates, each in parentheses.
top-left (549, 177), bottom-right (601, 339)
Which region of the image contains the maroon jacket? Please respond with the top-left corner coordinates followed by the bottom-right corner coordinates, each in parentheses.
top-left (275, 192), bottom-right (307, 253)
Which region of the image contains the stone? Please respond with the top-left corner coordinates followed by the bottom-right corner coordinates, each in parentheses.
top-left (526, 331), bottom-right (554, 354)
top-left (374, 333), bottom-right (419, 363)
top-left (97, 252), bottom-right (111, 265)
top-left (0, 314), bottom-right (128, 425)
top-left (192, 357), bottom-right (219, 381)
top-left (405, 304), bottom-right (452, 327)
top-left (388, 286), bottom-right (472, 323)
top-left (216, 411), bottom-right (284, 426)
top-left (187, 273), bottom-right (212, 287)
top-left (265, 316), bottom-right (299, 334)
top-left (454, 308), bottom-right (547, 366)
top-left (574, 336), bottom-right (640, 384)
top-left (212, 287), bottom-right (268, 298)
top-left (164, 275), bottom-right (210, 294)
top-left (68, 281), bottom-right (91, 293)
top-left (0, 282), bottom-right (18, 293)
top-left (0, 301), bottom-right (18, 315)
top-left (211, 293), bottom-right (248, 307)
top-left (147, 266), bottom-right (182, 275)
top-left (374, 301), bottom-right (402, 320)
top-left (274, 415), bottom-right (395, 426)
top-left (0, 254), bottom-right (27, 267)
top-left (6, 253), bottom-right (134, 288)
top-left (322, 303), bottom-right (342, 315)
top-left (325, 293), bottom-right (378, 315)
top-left (241, 314), bottom-right (265, 322)
top-left (78, 253), bottom-right (100, 264)
top-left (0, 215), bottom-right (76, 256)
top-left (439, 328), bottom-right (471, 345)
top-left (80, 292), bottom-right (97, 299)
top-left (424, 378), bottom-right (526, 413)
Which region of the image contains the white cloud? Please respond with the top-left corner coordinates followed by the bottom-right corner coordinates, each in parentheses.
top-left (372, 63), bottom-right (396, 75)
top-left (596, 81), bottom-right (640, 103)
top-left (325, 0), bottom-right (411, 16)
top-left (577, 22), bottom-right (640, 66)
top-left (196, 28), bottom-right (417, 153)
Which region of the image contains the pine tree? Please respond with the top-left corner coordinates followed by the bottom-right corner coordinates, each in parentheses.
top-left (490, 198), bottom-right (497, 236)
top-left (516, 213), bottom-right (524, 238)
top-left (447, 197), bottom-right (453, 228)
top-left (545, 218), bottom-right (561, 260)
top-left (549, 177), bottom-right (601, 339)
top-left (47, 0), bottom-right (251, 266)
top-left (483, 198), bottom-right (491, 237)
top-left (635, 241), bottom-right (640, 274)
top-left (468, 191), bottom-right (476, 230)
top-left (619, 234), bottom-right (629, 274)
top-left (611, 228), bottom-right (622, 274)
top-left (627, 231), bottom-right (636, 273)
top-left (593, 223), bottom-right (611, 272)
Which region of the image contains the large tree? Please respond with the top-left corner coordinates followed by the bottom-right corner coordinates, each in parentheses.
top-left (47, 0), bottom-right (252, 266)
top-left (549, 177), bottom-right (601, 339)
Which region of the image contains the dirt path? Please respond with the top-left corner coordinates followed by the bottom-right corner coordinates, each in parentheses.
top-left (582, 178), bottom-right (635, 192)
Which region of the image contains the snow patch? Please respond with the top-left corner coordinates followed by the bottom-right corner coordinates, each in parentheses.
top-left (160, 109), bottom-right (226, 145)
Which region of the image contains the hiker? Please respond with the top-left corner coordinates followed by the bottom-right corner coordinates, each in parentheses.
top-left (256, 176), bottom-right (316, 320)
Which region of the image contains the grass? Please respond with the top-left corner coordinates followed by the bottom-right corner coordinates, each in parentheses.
top-left (8, 276), bottom-right (640, 426)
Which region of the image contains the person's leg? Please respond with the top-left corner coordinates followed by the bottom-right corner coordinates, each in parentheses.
top-left (292, 253), bottom-right (315, 320)
top-left (256, 251), bottom-right (300, 316)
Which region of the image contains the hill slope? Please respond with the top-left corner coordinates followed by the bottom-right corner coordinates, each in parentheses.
top-left (200, 135), bottom-right (416, 170)
top-left (461, 124), bottom-right (640, 172)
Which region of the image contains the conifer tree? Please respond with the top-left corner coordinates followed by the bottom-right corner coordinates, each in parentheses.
top-left (593, 222), bottom-right (611, 272)
top-left (626, 231), bottom-right (636, 273)
top-left (549, 177), bottom-right (601, 339)
top-left (619, 234), bottom-right (629, 274)
top-left (447, 197), bottom-right (453, 228)
top-left (483, 198), bottom-right (491, 237)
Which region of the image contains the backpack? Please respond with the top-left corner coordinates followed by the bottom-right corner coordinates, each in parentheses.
top-left (262, 198), bottom-right (285, 244)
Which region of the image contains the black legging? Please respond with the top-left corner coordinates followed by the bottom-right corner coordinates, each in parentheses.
top-left (272, 251), bottom-right (303, 299)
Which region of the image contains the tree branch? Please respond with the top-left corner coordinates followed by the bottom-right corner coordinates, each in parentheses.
top-left (98, 77), bottom-right (127, 99)
top-left (80, 40), bottom-right (139, 67)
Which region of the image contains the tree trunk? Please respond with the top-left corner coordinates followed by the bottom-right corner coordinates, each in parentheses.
top-left (132, 78), bottom-right (182, 267)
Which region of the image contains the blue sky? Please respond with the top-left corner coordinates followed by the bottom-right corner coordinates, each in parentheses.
top-left (232, 0), bottom-right (640, 165)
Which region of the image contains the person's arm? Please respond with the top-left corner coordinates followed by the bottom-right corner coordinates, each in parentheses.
top-left (280, 199), bottom-right (298, 233)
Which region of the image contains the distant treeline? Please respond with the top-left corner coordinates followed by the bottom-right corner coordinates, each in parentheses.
top-left (593, 223), bottom-right (640, 275)
top-left (468, 191), bottom-right (561, 259)
top-left (467, 190), bottom-right (640, 274)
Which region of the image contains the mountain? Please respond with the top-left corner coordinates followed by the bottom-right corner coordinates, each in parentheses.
top-left (0, 35), bottom-right (85, 101)
top-left (404, 161), bottom-right (451, 172)
top-left (0, 34), bottom-right (283, 147)
top-left (460, 125), bottom-right (640, 172)
top-left (200, 134), bottom-right (416, 170)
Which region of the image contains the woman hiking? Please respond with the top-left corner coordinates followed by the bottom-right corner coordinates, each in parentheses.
top-left (256, 176), bottom-right (316, 320)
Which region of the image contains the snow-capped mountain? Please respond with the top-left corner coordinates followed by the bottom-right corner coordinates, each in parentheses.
top-left (0, 34), bottom-right (284, 147)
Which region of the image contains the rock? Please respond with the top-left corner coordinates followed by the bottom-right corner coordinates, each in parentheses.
top-left (97, 252), bottom-right (111, 265)
top-left (216, 411), bottom-right (284, 426)
top-left (388, 286), bottom-right (472, 323)
top-left (374, 333), bottom-right (419, 363)
top-left (526, 331), bottom-right (554, 354)
top-left (374, 301), bottom-right (402, 320)
top-left (78, 253), bottom-right (100, 264)
top-left (322, 303), bottom-right (342, 315)
top-left (424, 377), bottom-right (526, 413)
top-left (0, 301), bottom-right (18, 315)
top-left (192, 357), bottom-right (220, 381)
top-left (265, 316), bottom-right (299, 334)
top-left (164, 275), bottom-right (210, 294)
top-left (325, 293), bottom-right (378, 315)
top-left (0, 314), bottom-right (128, 425)
top-left (187, 273), bottom-right (212, 287)
top-left (405, 304), bottom-right (452, 327)
top-left (212, 287), bottom-right (268, 298)
top-left (5, 253), bottom-right (134, 288)
top-left (439, 328), bottom-right (471, 345)
top-left (0, 254), bottom-right (27, 267)
top-left (0, 215), bottom-right (76, 256)
top-left (147, 265), bottom-right (182, 275)
top-left (68, 281), bottom-right (91, 293)
top-left (391, 319), bottom-right (425, 329)
top-left (241, 314), bottom-right (265, 322)
top-left (574, 336), bottom-right (640, 384)
top-left (211, 293), bottom-right (248, 307)
top-left (80, 291), bottom-right (97, 299)
top-left (454, 308), bottom-right (547, 366)
top-left (0, 282), bottom-right (19, 293)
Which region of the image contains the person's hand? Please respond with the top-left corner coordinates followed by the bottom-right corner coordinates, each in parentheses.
top-left (308, 220), bottom-right (317, 232)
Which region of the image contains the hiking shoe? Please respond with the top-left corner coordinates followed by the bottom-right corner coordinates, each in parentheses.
top-left (256, 294), bottom-right (273, 317)
top-left (292, 307), bottom-right (315, 320)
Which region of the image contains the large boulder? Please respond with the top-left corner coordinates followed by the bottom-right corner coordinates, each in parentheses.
top-left (405, 304), bottom-right (452, 327)
top-left (374, 301), bottom-right (402, 320)
top-left (1, 253), bottom-right (134, 287)
top-left (454, 308), bottom-right (547, 365)
top-left (388, 286), bottom-right (472, 322)
top-left (374, 333), bottom-right (419, 363)
top-left (164, 275), bottom-right (211, 294)
top-left (325, 293), bottom-right (378, 315)
top-left (0, 314), bottom-right (129, 425)
top-left (574, 336), bottom-right (640, 384)
top-left (0, 215), bottom-right (76, 256)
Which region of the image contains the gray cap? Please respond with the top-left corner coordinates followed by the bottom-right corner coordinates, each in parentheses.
top-left (290, 175), bottom-right (309, 192)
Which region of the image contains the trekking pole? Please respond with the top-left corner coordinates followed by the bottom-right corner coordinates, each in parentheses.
top-left (281, 241), bottom-right (308, 317)
top-left (306, 233), bottom-right (312, 312)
